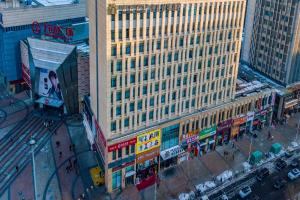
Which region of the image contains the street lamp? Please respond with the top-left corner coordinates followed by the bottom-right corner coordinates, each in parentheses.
top-left (247, 134), bottom-right (253, 162)
top-left (29, 138), bottom-right (38, 200)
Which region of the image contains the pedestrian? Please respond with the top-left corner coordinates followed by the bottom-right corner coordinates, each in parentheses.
top-left (59, 151), bottom-right (62, 158)
top-left (15, 165), bottom-right (19, 172)
top-left (56, 141), bottom-right (60, 148)
top-left (69, 144), bottom-right (73, 151)
top-left (232, 142), bottom-right (235, 149)
top-left (66, 166), bottom-right (70, 173)
top-left (232, 154), bottom-right (235, 161)
top-left (68, 159), bottom-right (72, 167)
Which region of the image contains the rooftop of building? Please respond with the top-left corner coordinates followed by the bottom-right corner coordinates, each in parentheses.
top-left (237, 64), bottom-right (300, 97)
top-left (0, 0), bottom-right (79, 9)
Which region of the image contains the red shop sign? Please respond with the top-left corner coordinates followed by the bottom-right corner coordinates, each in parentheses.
top-left (108, 138), bottom-right (137, 152)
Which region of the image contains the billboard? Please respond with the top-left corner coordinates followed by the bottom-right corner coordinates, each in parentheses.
top-left (20, 41), bottom-right (31, 88)
top-left (136, 129), bottom-right (160, 154)
top-left (38, 68), bottom-right (63, 101)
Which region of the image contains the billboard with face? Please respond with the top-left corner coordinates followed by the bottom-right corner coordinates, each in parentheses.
top-left (38, 68), bottom-right (63, 101)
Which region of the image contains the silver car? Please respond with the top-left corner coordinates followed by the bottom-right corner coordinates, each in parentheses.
top-left (288, 168), bottom-right (300, 180)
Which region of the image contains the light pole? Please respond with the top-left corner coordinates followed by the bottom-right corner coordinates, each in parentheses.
top-left (29, 138), bottom-right (38, 200)
top-left (248, 134), bottom-right (253, 162)
top-left (295, 118), bottom-right (300, 144)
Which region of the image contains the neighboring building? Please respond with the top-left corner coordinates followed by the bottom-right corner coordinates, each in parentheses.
top-left (0, 0), bottom-right (86, 90)
top-left (86, 0), bottom-right (275, 192)
top-left (21, 38), bottom-right (79, 114)
top-left (242, 0), bottom-right (300, 86)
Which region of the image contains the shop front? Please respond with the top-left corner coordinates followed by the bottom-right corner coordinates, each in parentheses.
top-left (253, 108), bottom-right (271, 130)
top-left (216, 119), bottom-right (232, 146)
top-left (199, 126), bottom-right (217, 155)
top-left (160, 145), bottom-right (185, 170)
top-left (181, 129), bottom-right (199, 159)
top-left (135, 129), bottom-right (161, 191)
top-left (231, 116), bottom-right (247, 139)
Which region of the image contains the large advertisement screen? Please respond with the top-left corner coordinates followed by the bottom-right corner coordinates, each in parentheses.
top-left (38, 68), bottom-right (63, 101)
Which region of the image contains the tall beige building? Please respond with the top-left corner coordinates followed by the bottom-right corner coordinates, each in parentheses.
top-left (87, 0), bottom-right (273, 192)
top-left (242, 0), bottom-right (300, 86)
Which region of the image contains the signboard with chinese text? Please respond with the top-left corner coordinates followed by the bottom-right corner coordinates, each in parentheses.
top-left (199, 126), bottom-right (217, 140)
top-left (108, 138), bottom-right (137, 152)
top-left (136, 129), bottom-right (160, 154)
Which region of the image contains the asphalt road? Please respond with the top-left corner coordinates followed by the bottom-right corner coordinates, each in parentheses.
top-left (231, 164), bottom-right (300, 200)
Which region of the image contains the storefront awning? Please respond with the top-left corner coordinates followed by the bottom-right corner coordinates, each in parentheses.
top-left (160, 145), bottom-right (185, 161)
top-left (35, 96), bottom-right (63, 108)
top-left (125, 170), bottom-right (136, 177)
top-left (284, 99), bottom-right (298, 109)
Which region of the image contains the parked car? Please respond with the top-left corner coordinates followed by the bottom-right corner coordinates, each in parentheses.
top-left (256, 168), bottom-right (269, 181)
top-left (291, 158), bottom-right (299, 167)
top-left (273, 178), bottom-right (287, 189)
top-left (239, 186), bottom-right (252, 198)
top-left (288, 168), bottom-right (300, 180)
top-left (275, 159), bottom-right (287, 171)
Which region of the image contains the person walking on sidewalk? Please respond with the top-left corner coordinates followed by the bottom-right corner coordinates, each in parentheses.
top-left (15, 165), bottom-right (19, 173)
top-left (59, 151), bottom-right (62, 158)
top-left (56, 141), bottom-right (60, 148)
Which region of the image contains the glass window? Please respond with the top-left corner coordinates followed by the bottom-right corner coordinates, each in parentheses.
top-left (151, 55), bottom-right (156, 65)
top-left (126, 146), bottom-right (129, 155)
top-left (130, 102), bottom-right (134, 112)
top-left (144, 56), bottom-right (149, 66)
top-left (112, 170), bottom-right (122, 190)
top-left (112, 150), bottom-right (116, 160)
top-left (149, 111), bottom-right (154, 119)
top-left (143, 85), bottom-right (147, 95)
top-left (155, 83), bottom-right (159, 91)
top-left (111, 122), bottom-right (116, 131)
top-left (130, 59), bottom-right (136, 69)
top-left (116, 60), bottom-right (122, 71)
top-left (168, 53), bottom-right (172, 62)
top-left (161, 94), bottom-right (165, 103)
top-left (116, 106), bottom-right (121, 116)
top-left (130, 74), bottom-right (135, 83)
top-left (116, 91), bottom-right (121, 101)
top-left (111, 45), bottom-right (117, 56)
top-left (143, 72), bottom-right (148, 81)
top-left (139, 42), bottom-right (144, 53)
top-left (161, 124), bottom-right (179, 151)
top-left (118, 11), bottom-right (122, 21)
top-left (126, 44), bottom-right (131, 54)
top-left (111, 77), bottom-right (116, 87)
top-left (179, 37), bottom-right (184, 47)
top-left (125, 89), bottom-right (130, 99)
top-left (131, 145), bottom-right (135, 153)
top-left (124, 118), bottom-right (129, 127)
top-left (118, 149), bottom-right (122, 158)
top-left (150, 97), bottom-right (154, 106)
top-left (138, 100), bottom-right (142, 110)
top-left (171, 104), bottom-right (175, 113)
top-left (157, 40), bottom-right (161, 50)
top-left (142, 113), bottom-right (146, 122)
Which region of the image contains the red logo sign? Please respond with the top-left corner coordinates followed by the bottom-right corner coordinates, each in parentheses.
top-left (31, 21), bottom-right (74, 40)
top-left (32, 21), bottom-right (41, 34)
top-left (108, 138), bottom-right (137, 152)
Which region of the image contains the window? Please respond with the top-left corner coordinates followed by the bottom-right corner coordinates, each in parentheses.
top-left (116, 106), bottom-right (121, 116)
top-left (112, 150), bottom-right (116, 160)
top-left (126, 44), bottom-right (131, 54)
top-left (118, 11), bottom-right (122, 21)
top-left (174, 52), bottom-right (179, 61)
top-left (125, 89), bottom-right (130, 99)
top-left (124, 118), bottom-right (129, 127)
top-left (142, 113), bottom-right (146, 122)
top-left (143, 85), bottom-right (147, 94)
top-left (162, 81), bottom-right (166, 90)
top-left (111, 77), bottom-right (116, 87)
top-left (118, 149), bottom-right (122, 158)
top-left (171, 104), bottom-right (175, 113)
top-left (165, 106), bottom-right (169, 114)
top-left (167, 67), bottom-right (171, 75)
top-left (116, 92), bottom-right (121, 101)
top-left (149, 111), bottom-right (154, 119)
top-left (126, 146), bottom-right (129, 155)
top-left (131, 145), bottom-right (135, 153)
top-left (111, 46), bottom-right (117, 56)
top-left (161, 124), bottom-right (179, 151)
top-left (111, 122), bottom-right (116, 131)
top-left (155, 83), bottom-right (159, 91)
top-left (144, 56), bottom-right (149, 66)
top-left (143, 72), bottom-right (148, 81)
top-left (150, 97), bottom-right (154, 106)
top-left (139, 42), bottom-right (144, 53)
top-left (130, 74), bottom-right (135, 83)
top-left (138, 100), bottom-right (142, 110)
top-left (112, 170), bottom-right (122, 190)
top-left (131, 59), bottom-right (136, 69)
top-left (178, 65), bottom-right (182, 73)
top-left (164, 39), bottom-right (168, 49)
top-left (151, 55), bottom-right (156, 65)
top-left (177, 78), bottom-right (181, 86)
top-left (184, 64), bottom-right (188, 72)
top-left (151, 70), bottom-right (155, 79)
top-left (157, 40), bottom-right (161, 50)
top-left (116, 60), bottom-right (122, 71)
top-left (161, 94), bottom-right (166, 103)
top-left (130, 102), bottom-right (134, 112)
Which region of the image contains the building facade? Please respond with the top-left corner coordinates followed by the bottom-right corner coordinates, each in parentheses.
top-left (242, 0), bottom-right (300, 86)
top-left (0, 0), bottom-right (86, 88)
top-left (86, 0), bottom-right (277, 192)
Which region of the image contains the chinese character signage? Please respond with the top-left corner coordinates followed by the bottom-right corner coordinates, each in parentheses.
top-left (136, 129), bottom-right (160, 154)
top-left (199, 126), bottom-right (217, 140)
top-left (108, 138), bottom-right (137, 152)
top-left (31, 21), bottom-right (74, 40)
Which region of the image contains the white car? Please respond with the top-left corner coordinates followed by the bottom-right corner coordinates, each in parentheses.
top-left (221, 194), bottom-right (229, 200)
top-left (239, 186), bottom-right (252, 198)
top-left (288, 168), bottom-right (300, 180)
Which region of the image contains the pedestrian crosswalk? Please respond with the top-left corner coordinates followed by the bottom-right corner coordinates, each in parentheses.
top-left (0, 113), bottom-right (62, 195)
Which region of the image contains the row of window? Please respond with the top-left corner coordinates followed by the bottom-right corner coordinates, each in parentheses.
top-left (113, 2), bottom-right (243, 22)
top-left (111, 144), bottom-right (135, 160)
top-left (111, 75), bottom-right (232, 102)
top-left (111, 36), bottom-right (237, 56)
top-left (110, 89), bottom-right (232, 131)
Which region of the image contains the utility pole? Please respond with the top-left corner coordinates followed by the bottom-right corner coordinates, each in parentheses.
top-left (248, 134), bottom-right (253, 162)
top-left (29, 138), bottom-right (38, 200)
